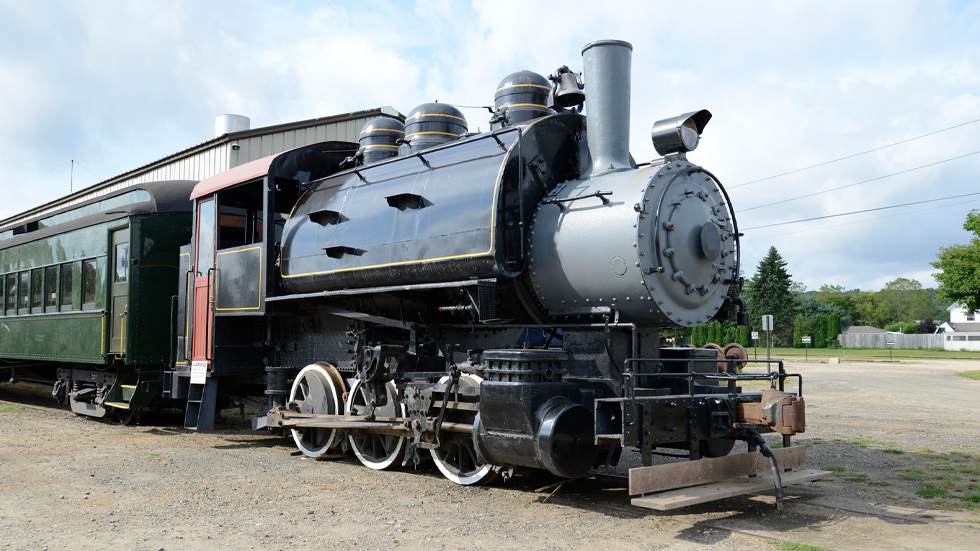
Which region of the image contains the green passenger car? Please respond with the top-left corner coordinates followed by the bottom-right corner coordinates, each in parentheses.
top-left (0, 181), bottom-right (195, 421)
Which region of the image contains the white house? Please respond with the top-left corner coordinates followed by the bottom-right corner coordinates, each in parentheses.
top-left (939, 305), bottom-right (980, 351)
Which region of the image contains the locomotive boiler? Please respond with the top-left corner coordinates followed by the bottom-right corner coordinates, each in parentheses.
top-left (175, 39), bottom-right (803, 488)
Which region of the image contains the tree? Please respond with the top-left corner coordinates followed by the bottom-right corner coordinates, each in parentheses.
top-left (827, 313), bottom-right (842, 347)
top-left (932, 210), bottom-right (980, 314)
top-left (744, 247), bottom-right (797, 344)
top-left (816, 284), bottom-right (857, 327)
top-left (877, 278), bottom-right (931, 323)
top-left (914, 318), bottom-right (938, 334)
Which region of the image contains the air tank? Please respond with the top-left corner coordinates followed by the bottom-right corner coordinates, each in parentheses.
top-left (357, 116), bottom-right (405, 165)
top-left (490, 71), bottom-right (554, 130)
top-left (403, 103), bottom-right (467, 153)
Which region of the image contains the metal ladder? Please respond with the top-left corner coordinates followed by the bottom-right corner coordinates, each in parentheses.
top-left (183, 378), bottom-right (218, 430)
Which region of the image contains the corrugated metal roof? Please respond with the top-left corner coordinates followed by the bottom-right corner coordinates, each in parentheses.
top-left (1, 106), bottom-right (402, 229)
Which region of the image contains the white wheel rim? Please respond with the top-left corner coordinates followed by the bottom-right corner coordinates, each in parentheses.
top-left (346, 379), bottom-right (407, 470)
top-left (289, 363), bottom-right (342, 457)
top-left (429, 374), bottom-right (494, 485)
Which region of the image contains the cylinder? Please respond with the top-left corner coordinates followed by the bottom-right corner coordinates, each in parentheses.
top-left (214, 114), bottom-right (250, 137)
top-left (581, 40), bottom-right (633, 177)
top-left (474, 394), bottom-right (597, 478)
top-left (358, 116), bottom-right (405, 164)
top-left (404, 103), bottom-right (467, 153)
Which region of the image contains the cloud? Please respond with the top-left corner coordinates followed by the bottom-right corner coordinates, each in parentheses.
top-left (1, 0), bottom-right (978, 294)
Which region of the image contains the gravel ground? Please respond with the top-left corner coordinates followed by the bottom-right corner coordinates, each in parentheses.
top-left (2, 358), bottom-right (980, 550)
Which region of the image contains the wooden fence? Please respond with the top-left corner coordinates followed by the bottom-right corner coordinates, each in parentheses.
top-left (838, 333), bottom-right (943, 349)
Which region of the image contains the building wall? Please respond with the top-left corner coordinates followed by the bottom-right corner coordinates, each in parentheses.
top-left (944, 333), bottom-right (980, 352)
top-left (948, 305), bottom-right (978, 323)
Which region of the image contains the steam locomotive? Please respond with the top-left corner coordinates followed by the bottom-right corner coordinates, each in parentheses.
top-left (1, 39), bottom-right (804, 488)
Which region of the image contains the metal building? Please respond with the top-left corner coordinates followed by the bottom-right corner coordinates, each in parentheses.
top-left (0, 106), bottom-right (403, 231)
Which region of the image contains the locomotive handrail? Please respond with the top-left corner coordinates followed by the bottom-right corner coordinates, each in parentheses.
top-left (265, 278), bottom-right (498, 302)
top-left (333, 126), bottom-right (522, 188)
top-left (168, 294), bottom-right (177, 368)
top-left (700, 167), bottom-right (742, 285)
top-left (620, 357), bottom-right (799, 404)
top-left (541, 190), bottom-right (613, 211)
top-left (205, 267), bottom-right (216, 362)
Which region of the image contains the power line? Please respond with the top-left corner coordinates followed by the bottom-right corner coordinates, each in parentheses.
top-left (729, 116), bottom-right (980, 189)
top-left (745, 198), bottom-right (980, 238)
top-left (741, 149), bottom-right (980, 212)
top-left (741, 191), bottom-right (980, 231)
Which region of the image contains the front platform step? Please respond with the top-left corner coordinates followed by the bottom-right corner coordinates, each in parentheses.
top-left (631, 468), bottom-right (833, 511)
top-left (628, 447), bottom-right (830, 511)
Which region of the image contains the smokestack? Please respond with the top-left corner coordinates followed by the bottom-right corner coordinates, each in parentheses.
top-left (581, 40), bottom-right (633, 178)
top-left (215, 114), bottom-right (251, 138)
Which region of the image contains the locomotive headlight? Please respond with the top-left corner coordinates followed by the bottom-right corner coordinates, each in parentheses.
top-left (651, 109), bottom-right (712, 155)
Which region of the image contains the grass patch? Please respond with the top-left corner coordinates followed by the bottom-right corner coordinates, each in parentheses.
top-left (768, 541), bottom-right (833, 551)
top-left (0, 403), bottom-right (25, 413)
top-left (839, 473), bottom-right (869, 481)
top-left (882, 448), bottom-right (904, 454)
top-left (852, 438), bottom-right (898, 447)
top-left (946, 462), bottom-right (980, 476)
top-left (950, 450), bottom-right (980, 460)
top-left (917, 453), bottom-right (946, 460)
top-left (955, 370), bottom-right (980, 381)
top-left (821, 465), bottom-right (846, 472)
top-left (920, 514), bottom-right (935, 519)
top-left (146, 453), bottom-right (160, 461)
top-left (917, 488), bottom-right (949, 499)
top-left (963, 492), bottom-right (980, 503)
top-left (899, 467), bottom-right (929, 481)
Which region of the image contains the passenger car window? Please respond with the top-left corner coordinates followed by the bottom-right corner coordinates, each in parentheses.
top-left (114, 243), bottom-right (129, 283)
top-left (31, 269), bottom-right (43, 310)
top-left (46, 266), bottom-right (58, 308)
top-left (61, 263), bottom-right (74, 308)
top-left (18, 272), bottom-right (29, 311)
top-left (4, 275), bottom-right (15, 314)
top-left (83, 260), bottom-right (97, 305)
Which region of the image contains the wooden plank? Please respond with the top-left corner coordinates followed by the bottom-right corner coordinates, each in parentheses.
top-left (628, 446), bottom-right (805, 495)
top-left (631, 468), bottom-right (834, 511)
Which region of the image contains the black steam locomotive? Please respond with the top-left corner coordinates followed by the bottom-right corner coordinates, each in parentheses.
top-left (193, 39), bottom-right (801, 485)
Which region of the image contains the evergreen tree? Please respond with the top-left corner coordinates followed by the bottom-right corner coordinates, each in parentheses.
top-left (827, 313), bottom-right (842, 348)
top-left (745, 246), bottom-right (797, 345)
top-left (692, 325), bottom-right (705, 347)
top-left (813, 315), bottom-right (828, 348)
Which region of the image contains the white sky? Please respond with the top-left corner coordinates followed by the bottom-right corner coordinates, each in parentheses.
top-left (1, 0), bottom-right (978, 292)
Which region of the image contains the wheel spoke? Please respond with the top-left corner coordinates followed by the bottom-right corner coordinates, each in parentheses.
top-left (346, 380), bottom-right (406, 470)
top-left (429, 374), bottom-right (496, 486)
top-left (288, 363), bottom-right (344, 458)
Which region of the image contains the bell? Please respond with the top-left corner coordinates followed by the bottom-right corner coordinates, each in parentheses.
top-left (553, 72), bottom-right (585, 108)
